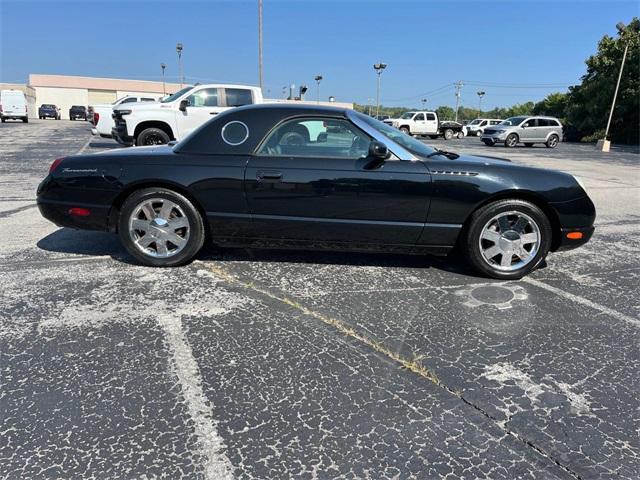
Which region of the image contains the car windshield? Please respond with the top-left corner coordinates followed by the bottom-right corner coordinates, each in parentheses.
top-left (161, 86), bottom-right (194, 103)
top-left (469, 119), bottom-right (481, 125)
top-left (500, 116), bottom-right (528, 126)
top-left (356, 112), bottom-right (438, 158)
top-left (400, 112), bottom-right (415, 119)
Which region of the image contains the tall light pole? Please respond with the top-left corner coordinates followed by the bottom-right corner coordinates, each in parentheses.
top-left (477, 91), bottom-right (485, 116)
top-left (454, 80), bottom-right (463, 122)
top-left (176, 43), bottom-right (184, 88)
top-left (421, 98), bottom-right (427, 109)
top-left (373, 62), bottom-right (387, 118)
top-left (602, 21), bottom-right (631, 151)
top-left (314, 75), bottom-right (323, 103)
top-left (258, 0), bottom-right (263, 91)
top-left (160, 63), bottom-right (166, 95)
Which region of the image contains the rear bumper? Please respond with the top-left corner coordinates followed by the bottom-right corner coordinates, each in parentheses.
top-left (37, 197), bottom-right (111, 231)
top-left (112, 124), bottom-right (134, 146)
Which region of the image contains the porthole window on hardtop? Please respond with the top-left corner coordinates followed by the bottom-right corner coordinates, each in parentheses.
top-left (221, 121), bottom-right (249, 146)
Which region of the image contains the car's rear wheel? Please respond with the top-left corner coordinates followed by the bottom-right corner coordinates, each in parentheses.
top-left (505, 133), bottom-right (518, 148)
top-left (524, 143), bottom-right (534, 147)
top-left (482, 139), bottom-right (495, 146)
top-left (118, 188), bottom-right (205, 267)
top-left (546, 134), bottom-right (559, 148)
top-left (462, 199), bottom-right (552, 279)
top-left (457, 132), bottom-right (464, 139)
top-left (444, 129), bottom-right (454, 140)
top-left (137, 127), bottom-right (170, 146)
top-left (476, 130), bottom-right (483, 137)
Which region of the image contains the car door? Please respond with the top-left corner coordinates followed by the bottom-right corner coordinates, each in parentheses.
top-left (520, 118), bottom-right (538, 141)
top-left (536, 118), bottom-right (552, 140)
top-left (176, 87), bottom-right (224, 139)
top-left (425, 113), bottom-right (438, 134)
top-left (244, 116), bottom-right (431, 245)
top-left (412, 113), bottom-right (427, 134)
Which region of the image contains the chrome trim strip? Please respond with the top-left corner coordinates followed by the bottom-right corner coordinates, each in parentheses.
top-left (347, 110), bottom-right (417, 161)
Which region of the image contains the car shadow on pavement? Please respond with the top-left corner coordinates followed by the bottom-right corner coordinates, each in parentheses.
top-left (88, 141), bottom-right (124, 150)
top-left (37, 228), bottom-right (479, 277)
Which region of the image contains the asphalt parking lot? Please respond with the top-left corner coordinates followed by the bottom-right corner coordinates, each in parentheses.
top-left (1, 119), bottom-right (639, 479)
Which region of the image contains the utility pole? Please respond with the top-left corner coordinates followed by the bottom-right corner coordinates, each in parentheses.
top-left (602, 21), bottom-right (630, 151)
top-left (373, 62), bottom-right (387, 118)
top-left (176, 43), bottom-right (184, 88)
top-left (160, 63), bottom-right (166, 95)
top-left (314, 75), bottom-right (323, 103)
top-left (477, 91), bottom-right (485, 117)
top-left (258, 0), bottom-right (263, 91)
top-left (421, 98), bottom-right (427, 109)
top-left (454, 81), bottom-right (463, 122)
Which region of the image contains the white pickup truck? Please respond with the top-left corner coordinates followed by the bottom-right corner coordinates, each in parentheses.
top-left (90, 95), bottom-right (160, 138)
top-left (111, 84), bottom-right (264, 146)
top-left (384, 111), bottom-right (465, 139)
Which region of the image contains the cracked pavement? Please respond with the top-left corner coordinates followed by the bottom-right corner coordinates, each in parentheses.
top-left (1, 120), bottom-right (638, 479)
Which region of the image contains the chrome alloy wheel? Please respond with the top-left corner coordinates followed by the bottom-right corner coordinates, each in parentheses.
top-left (128, 198), bottom-right (190, 258)
top-left (506, 134), bottom-right (518, 147)
top-left (478, 211), bottom-right (541, 271)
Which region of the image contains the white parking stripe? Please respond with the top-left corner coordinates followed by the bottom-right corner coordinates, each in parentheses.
top-left (523, 277), bottom-right (640, 328)
top-left (77, 135), bottom-right (93, 154)
top-left (157, 314), bottom-right (234, 480)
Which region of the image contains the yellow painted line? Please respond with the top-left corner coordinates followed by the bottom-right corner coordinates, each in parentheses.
top-left (205, 264), bottom-right (440, 386)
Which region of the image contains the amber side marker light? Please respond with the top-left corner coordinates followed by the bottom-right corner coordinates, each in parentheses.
top-left (566, 232), bottom-right (583, 240)
top-left (69, 208), bottom-right (91, 217)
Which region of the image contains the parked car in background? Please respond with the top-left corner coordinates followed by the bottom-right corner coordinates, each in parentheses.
top-left (388, 111), bottom-right (464, 139)
top-left (465, 118), bottom-right (503, 136)
top-left (111, 84), bottom-right (263, 146)
top-left (91, 95), bottom-right (160, 138)
top-left (0, 90), bottom-right (28, 123)
top-left (37, 104), bottom-right (595, 280)
top-left (69, 105), bottom-right (87, 121)
top-left (482, 116), bottom-right (563, 148)
top-left (38, 104), bottom-right (61, 120)
top-left (375, 114), bottom-right (390, 121)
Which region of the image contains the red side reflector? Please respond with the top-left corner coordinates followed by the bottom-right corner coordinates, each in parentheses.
top-left (69, 208), bottom-right (91, 217)
top-left (49, 157), bottom-right (65, 174)
top-left (566, 232), bottom-right (583, 240)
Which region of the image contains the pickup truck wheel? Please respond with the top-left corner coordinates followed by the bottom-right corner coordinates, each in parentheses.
top-left (457, 132), bottom-right (464, 139)
top-left (119, 188), bottom-right (205, 267)
top-left (505, 133), bottom-right (518, 148)
top-left (443, 129), bottom-right (454, 140)
top-left (462, 199), bottom-right (551, 280)
top-left (137, 128), bottom-right (170, 146)
top-left (399, 126), bottom-right (411, 136)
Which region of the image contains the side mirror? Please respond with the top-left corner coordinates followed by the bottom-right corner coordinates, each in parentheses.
top-left (179, 99), bottom-right (188, 112)
top-left (364, 141), bottom-right (389, 169)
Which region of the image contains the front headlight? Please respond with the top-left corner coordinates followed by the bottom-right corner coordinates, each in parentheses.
top-left (495, 129), bottom-right (506, 134)
top-left (572, 175), bottom-right (588, 193)
top-left (117, 109), bottom-right (132, 116)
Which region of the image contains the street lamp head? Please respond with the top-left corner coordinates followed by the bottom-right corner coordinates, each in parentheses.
top-left (161, 63), bottom-right (166, 70)
top-left (176, 43), bottom-right (183, 54)
top-left (314, 75), bottom-right (323, 82)
top-left (477, 90), bottom-right (485, 97)
top-left (373, 63), bottom-right (387, 72)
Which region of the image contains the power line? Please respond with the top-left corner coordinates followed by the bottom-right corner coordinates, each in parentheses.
top-left (383, 83), bottom-right (454, 102)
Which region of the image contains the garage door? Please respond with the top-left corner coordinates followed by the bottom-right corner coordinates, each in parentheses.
top-left (88, 89), bottom-right (117, 105)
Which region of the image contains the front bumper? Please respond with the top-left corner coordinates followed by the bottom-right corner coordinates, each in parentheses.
top-left (482, 132), bottom-right (508, 142)
top-left (556, 226), bottom-right (595, 251)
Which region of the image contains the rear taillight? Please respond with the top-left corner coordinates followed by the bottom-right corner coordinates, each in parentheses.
top-left (93, 112), bottom-right (99, 124)
top-left (0, 104), bottom-right (3, 112)
top-left (49, 158), bottom-right (65, 174)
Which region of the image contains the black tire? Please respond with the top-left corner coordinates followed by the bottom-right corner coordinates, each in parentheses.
top-left (118, 188), bottom-right (205, 267)
top-left (399, 126), bottom-right (411, 136)
top-left (504, 133), bottom-right (518, 148)
top-left (462, 199), bottom-right (552, 280)
top-left (457, 132), bottom-right (464, 139)
top-left (483, 139), bottom-right (495, 146)
top-left (137, 127), bottom-right (170, 146)
top-left (524, 143), bottom-right (534, 147)
top-left (476, 130), bottom-right (483, 137)
top-left (545, 134), bottom-right (559, 149)
top-left (23, 117), bottom-right (28, 123)
top-left (429, 135), bottom-right (438, 139)
top-left (443, 129), bottom-right (454, 140)
top-left (70, 117), bottom-right (74, 121)
top-left (1, 118), bottom-right (5, 123)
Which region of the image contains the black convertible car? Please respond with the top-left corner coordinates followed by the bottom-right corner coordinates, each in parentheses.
top-left (37, 104), bottom-right (595, 279)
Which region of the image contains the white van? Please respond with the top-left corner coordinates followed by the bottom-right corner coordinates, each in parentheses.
top-left (0, 90), bottom-right (28, 123)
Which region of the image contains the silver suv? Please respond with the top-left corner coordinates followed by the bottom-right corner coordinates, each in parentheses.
top-left (481, 116), bottom-right (563, 148)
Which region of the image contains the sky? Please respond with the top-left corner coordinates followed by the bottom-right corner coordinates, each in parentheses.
top-left (0, 0), bottom-right (637, 109)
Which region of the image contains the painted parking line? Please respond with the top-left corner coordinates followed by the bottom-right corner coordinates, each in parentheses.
top-left (522, 277), bottom-right (640, 328)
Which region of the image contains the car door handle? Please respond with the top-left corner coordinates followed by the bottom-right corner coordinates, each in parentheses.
top-left (209, 112), bottom-right (218, 115)
top-left (256, 170), bottom-right (283, 182)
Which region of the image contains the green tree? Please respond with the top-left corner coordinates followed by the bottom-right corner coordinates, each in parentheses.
top-left (566, 18), bottom-right (639, 143)
top-left (533, 92), bottom-right (568, 119)
top-left (435, 106), bottom-right (455, 120)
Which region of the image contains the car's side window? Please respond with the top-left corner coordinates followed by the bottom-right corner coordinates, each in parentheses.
top-left (426, 113), bottom-right (436, 121)
top-left (414, 113), bottom-right (425, 121)
top-left (225, 88), bottom-right (253, 107)
top-left (141, 97), bottom-right (155, 102)
top-left (523, 119), bottom-right (536, 127)
top-left (538, 118), bottom-right (550, 127)
top-left (186, 88), bottom-right (219, 107)
top-left (480, 120), bottom-right (487, 126)
top-left (257, 117), bottom-right (371, 159)
top-left (121, 97), bottom-right (138, 104)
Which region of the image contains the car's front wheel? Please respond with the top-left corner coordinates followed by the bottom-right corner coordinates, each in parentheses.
top-left (546, 134), bottom-right (559, 148)
top-left (399, 126), bottom-right (411, 136)
top-left (137, 127), bottom-right (170, 146)
top-left (457, 132), bottom-right (464, 139)
top-left (443, 129), bottom-right (454, 140)
top-left (505, 133), bottom-right (518, 148)
top-left (118, 188), bottom-right (205, 267)
top-left (462, 199), bottom-right (552, 279)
